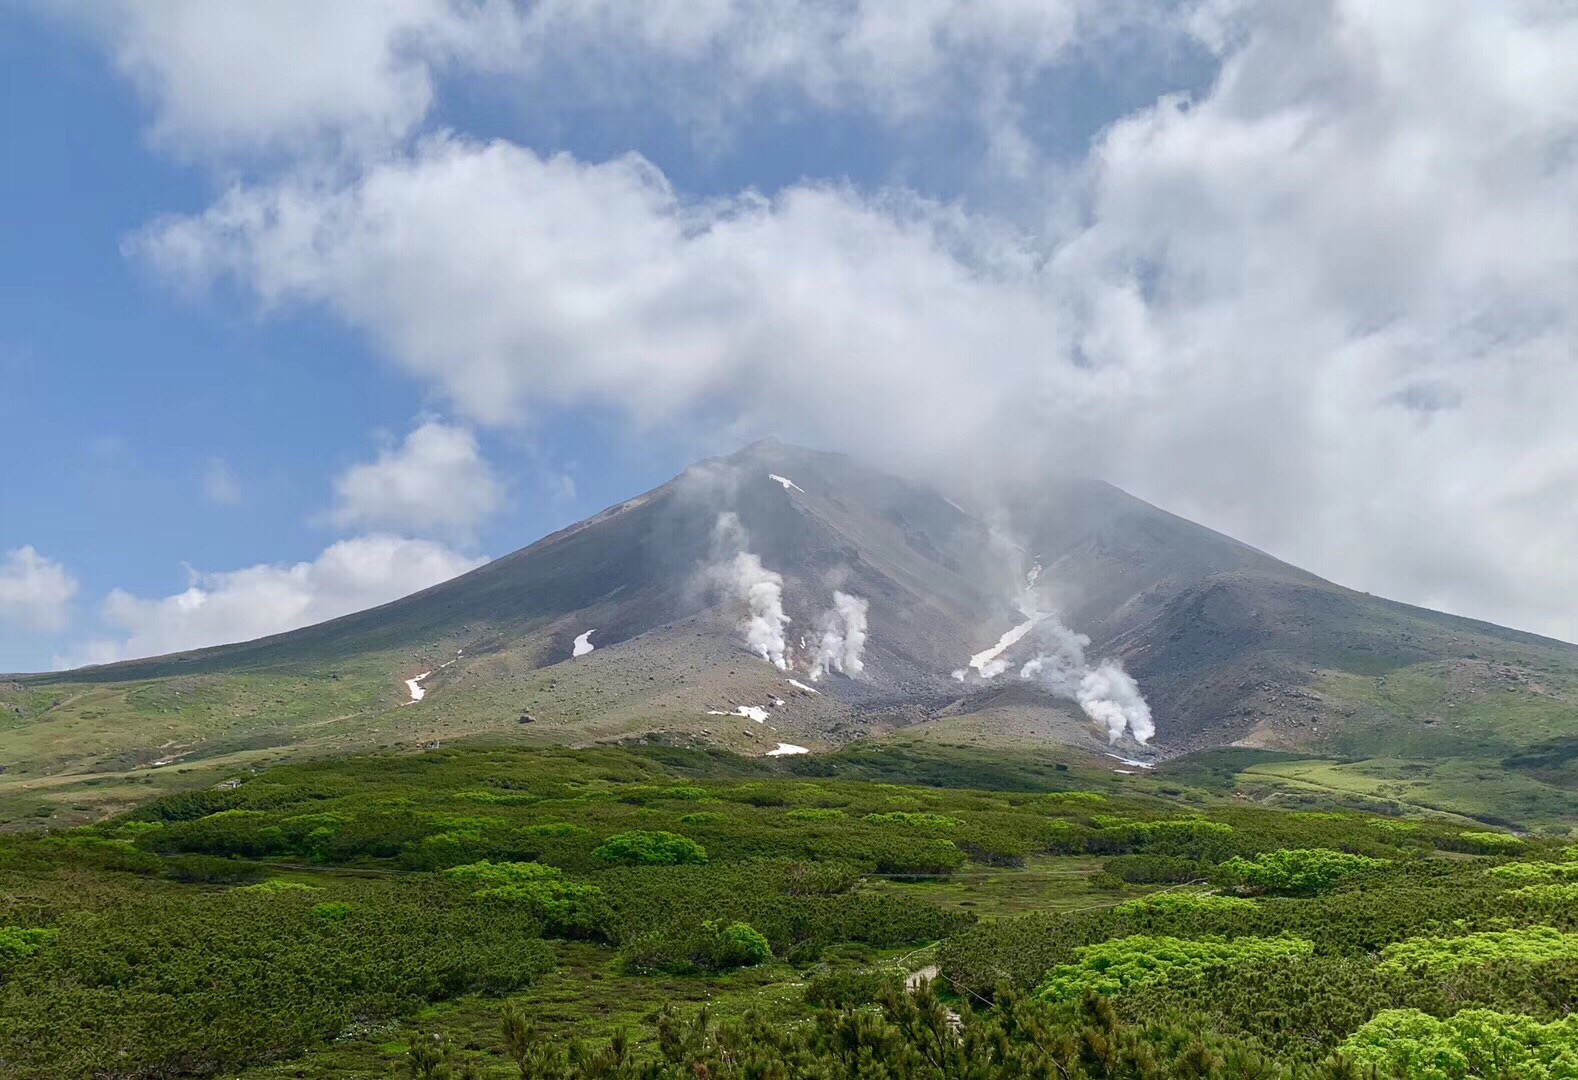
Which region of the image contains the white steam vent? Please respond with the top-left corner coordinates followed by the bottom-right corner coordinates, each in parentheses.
top-left (1019, 617), bottom-right (1154, 744)
top-left (810, 590), bottom-right (868, 680)
top-left (708, 512), bottom-right (791, 670)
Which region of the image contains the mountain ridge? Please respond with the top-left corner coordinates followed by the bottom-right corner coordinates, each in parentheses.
top-left (5, 441), bottom-right (1578, 823)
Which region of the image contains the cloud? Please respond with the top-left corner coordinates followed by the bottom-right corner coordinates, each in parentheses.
top-left (0, 547), bottom-right (79, 633)
top-left (68, 0), bottom-right (468, 158)
top-left (71, 0), bottom-right (1158, 159)
top-left (124, 0), bottom-right (1578, 645)
top-left (331, 420), bottom-right (501, 537)
top-left (202, 456), bottom-right (242, 505)
top-left (72, 536), bottom-right (484, 666)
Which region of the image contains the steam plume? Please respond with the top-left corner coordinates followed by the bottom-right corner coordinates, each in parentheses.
top-left (709, 513), bottom-right (791, 669)
top-left (809, 590), bottom-right (868, 680)
top-left (1019, 616), bottom-right (1154, 744)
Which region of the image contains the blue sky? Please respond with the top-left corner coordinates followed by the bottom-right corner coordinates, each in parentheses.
top-left (4, 2), bottom-right (1578, 671)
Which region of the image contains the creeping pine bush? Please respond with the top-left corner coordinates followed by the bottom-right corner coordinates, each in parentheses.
top-left (1035, 934), bottom-right (1313, 1002)
top-left (1457, 830), bottom-right (1527, 854)
top-left (0, 926), bottom-right (57, 967)
top-left (618, 919), bottom-right (772, 975)
top-left (1377, 926), bottom-right (1578, 977)
top-left (1341, 1008), bottom-right (1578, 1079)
top-left (862, 812), bottom-right (960, 829)
top-left (1488, 861), bottom-right (1578, 884)
top-left (1113, 891), bottom-right (1257, 917)
top-left (785, 808), bottom-right (846, 821)
top-left (1216, 848), bottom-right (1385, 896)
top-left (593, 831), bottom-right (707, 866)
top-left (235, 879), bottom-right (318, 895)
top-left (443, 861), bottom-right (608, 937)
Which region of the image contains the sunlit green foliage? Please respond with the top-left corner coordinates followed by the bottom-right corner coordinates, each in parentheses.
top-left (1113, 891), bottom-right (1257, 917)
top-left (1341, 1008), bottom-right (1578, 1079)
top-left (1378, 926), bottom-right (1578, 977)
top-left (1457, 830), bottom-right (1527, 853)
top-left (444, 860), bottom-right (608, 937)
top-left (862, 811), bottom-right (960, 829)
top-left (1489, 860), bottom-right (1578, 883)
top-left (1216, 848), bottom-right (1386, 895)
top-left (0, 925), bottom-right (56, 965)
top-left (1034, 934), bottom-right (1314, 1002)
top-left (593, 831), bottom-right (708, 866)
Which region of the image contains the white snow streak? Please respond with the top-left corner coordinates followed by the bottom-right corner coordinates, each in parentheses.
top-left (787, 678), bottom-right (821, 695)
top-left (572, 629), bottom-right (597, 657)
top-left (768, 473), bottom-right (805, 492)
top-left (405, 672), bottom-right (432, 703)
top-left (968, 618), bottom-right (1039, 678)
top-left (706, 706), bottom-right (770, 723)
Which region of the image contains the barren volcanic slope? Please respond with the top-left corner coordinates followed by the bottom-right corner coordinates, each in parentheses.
top-left (5, 441), bottom-right (1578, 824)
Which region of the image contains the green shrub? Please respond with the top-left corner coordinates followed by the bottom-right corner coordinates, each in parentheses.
top-left (0, 926), bottom-right (58, 965)
top-left (1216, 849), bottom-right (1385, 896)
top-left (1458, 830), bottom-right (1526, 854)
top-left (862, 812), bottom-right (960, 829)
top-left (1113, 891), bottom-right (1257, 917)
top-left (1101, 855), bottom-right (1206, 884)
top-left (1377, 926), bottom-right (1578, 977)
top-left (312, 902), bottom-right (351, 921)
top-left (443, 861), bottom-right (607, 937)
top-left (677, 812), bottom-right (727, 825)
top-left (1341, 1008), bottom-right (1578, 1079)
top-left (714, 921), bottom-right (772, 967)
top-left (1035, 934), bottom-right (1313, 1002)
top-left (618, 919), bottom-right (771, 974)
top-left (804, 967), bottom-right (901, 1008)
top-left (163, 854), bottom-right (268, 884)
top-left (786, 808), bottom-right (846, 821)
top-left (235, 879), bottom-right (318, 894)
top-left (1488, 861), bottom-right (1578, 884)
top-left (593, 831), bottom-right (707, 866)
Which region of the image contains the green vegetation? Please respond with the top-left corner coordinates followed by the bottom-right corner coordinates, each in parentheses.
top-left (1035, 934), bottom-right (1314, 1002)
top-left (7, 741), bottom-right (1578, 1076)
top-left (593, 830), bottom-right (708, 866)
top-left (1215, 848), bottom-right (1387, 896)
top-left (1341, 1008), bottom-right (1578, 1079)
top-left (1377, 926), bottom-right (1578, 977)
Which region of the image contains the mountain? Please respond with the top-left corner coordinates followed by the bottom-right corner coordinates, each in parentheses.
top-left (5, 440), bottom-right (1578, 824)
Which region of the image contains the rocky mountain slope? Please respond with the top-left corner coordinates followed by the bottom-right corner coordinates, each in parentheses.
top-left (5, 440), bottom-right (1578, 789)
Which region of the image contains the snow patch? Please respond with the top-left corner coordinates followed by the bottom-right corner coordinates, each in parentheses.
top-left (787, 679), bottom-right (821, 695)
top-left (1106, 754), bottom-right (1155, 769)
top-left (572, 629), bottom-right (597, 657)
top-left (706, 706), bottom-right (770, 723)
top-left (768, 473), bottom-right (805, 492)
top-left (405, 672), bottom-right (432, 703)
top-left (968, 618), bottom-right (1039, 678)
top-left (766, 743), bottom-right (810, 756)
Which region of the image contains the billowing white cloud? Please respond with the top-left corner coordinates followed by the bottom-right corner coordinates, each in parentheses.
top-left (121, 0), bottom-right (1578, 645)
top-left (331, 420), bottom-right (501, 537)
top-left (73, 536), bottom-right (484, 666)
top-left (0, 547), bottom-right (79, 633)
top-left (70, 0), bottom-right (468, 157)
top-left (71, 0), bottom-right (1160, 159)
